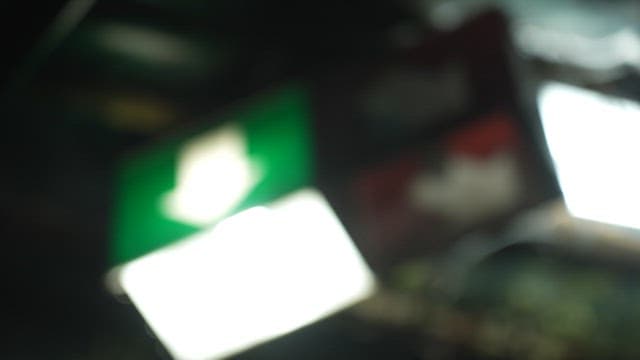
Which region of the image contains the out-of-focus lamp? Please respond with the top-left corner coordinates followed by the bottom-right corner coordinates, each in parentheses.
top-left (538, 82), bottom-right (640, 230)
top-left (108, 86), bottom-right (376, 359)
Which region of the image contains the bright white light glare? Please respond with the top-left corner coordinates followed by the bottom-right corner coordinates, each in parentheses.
top-left (538, 82), bottom-right (640, 230)
top-left (163, 124), bottom-right (261, 226)
top-left (117, 189), bottom-right (375, 360)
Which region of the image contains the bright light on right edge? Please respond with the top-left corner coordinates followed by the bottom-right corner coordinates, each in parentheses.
top-left (114, 188), bottom-right (375, 360)
top-left (538, 82), bottom-right (640, 230)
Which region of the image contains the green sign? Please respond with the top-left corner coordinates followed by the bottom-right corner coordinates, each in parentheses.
top-left (112, 85), bottom-right (314, 265)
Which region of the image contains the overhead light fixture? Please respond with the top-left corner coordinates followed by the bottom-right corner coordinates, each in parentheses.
top-left (538, 82), bottom-right (640, 230)
top-left (110, 188), bottom-right (376, 360)
top-left (96, 23), bottom-right (205, 67)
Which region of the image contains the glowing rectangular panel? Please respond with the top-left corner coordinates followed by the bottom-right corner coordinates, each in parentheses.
top-left (538, 82), bottom-right (640, 229)
top-left (114, 189), bottom-right (375, 360)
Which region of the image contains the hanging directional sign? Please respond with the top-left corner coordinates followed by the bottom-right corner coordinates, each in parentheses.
top-left (111, 85), bottom-right (314, 265)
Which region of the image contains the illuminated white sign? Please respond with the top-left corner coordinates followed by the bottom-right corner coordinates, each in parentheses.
top-left (114, 189), bottom-right (375, 360)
